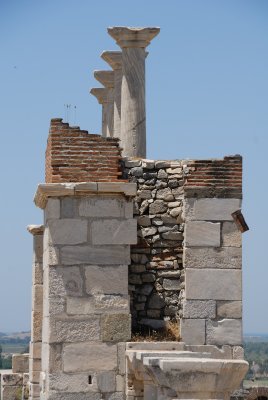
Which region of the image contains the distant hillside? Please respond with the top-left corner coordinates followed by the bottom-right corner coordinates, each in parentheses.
top-left (244, 334), bottom-right (268, 343)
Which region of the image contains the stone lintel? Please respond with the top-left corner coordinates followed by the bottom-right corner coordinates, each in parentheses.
top-left (101, 51), bottom-right (122, 70)
top-left (34, 182), bottom-right (137, 209)
top-left (90, 88), bottom-right (109, 104)
top-left (108, 26), bottom-right (160, 48)
top-left (94, 70), bottom-right (114, 88)
top-left (27, 225), bottom-right (44, 235)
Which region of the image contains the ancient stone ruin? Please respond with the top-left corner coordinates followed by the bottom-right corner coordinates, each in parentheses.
top-left (1, 26), bottom-right (249, 400)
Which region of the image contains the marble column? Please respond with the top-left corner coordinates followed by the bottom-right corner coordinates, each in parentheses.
top-left (101, 51), bottom-right (122, 140)
top-left (90, 87), bottom-right (110, 137)
top-left (94, 70), bottom-right (114, 137)
top-left (107, 27), bottom-right (160, 158)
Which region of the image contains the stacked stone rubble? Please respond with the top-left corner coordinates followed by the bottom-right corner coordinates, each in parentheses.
top-left (122, 158), bottom-right (193, 331)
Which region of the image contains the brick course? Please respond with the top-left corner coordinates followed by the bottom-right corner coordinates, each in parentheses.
top-left (45, 118), bottom-right (122, 183)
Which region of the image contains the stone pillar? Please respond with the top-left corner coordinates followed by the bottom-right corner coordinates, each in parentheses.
top-left (90, 88), bottom-right (110, 137)
top-left (34, 182), bottom-right (137, 400)
top-left (94, 70), bottom-right (114, 137)
top-left (27, 224), bottom-right (44, 400)
top-left (101, 51), bottom-right (122, 140)
top-left (108, 27), bottom-right (160, 158)
top-left (181, 196), bottom-right (243, 350)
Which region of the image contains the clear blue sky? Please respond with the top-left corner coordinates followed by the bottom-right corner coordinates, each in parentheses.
top-left (0, 0), bottom-right (267, 333)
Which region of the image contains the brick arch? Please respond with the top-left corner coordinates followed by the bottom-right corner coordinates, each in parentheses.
top-left (247, 387), bottom-right (268, 400)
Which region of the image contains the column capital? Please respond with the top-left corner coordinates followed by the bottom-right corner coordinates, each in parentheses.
top-left (101, 51), bottom-right (122, 70)
top-left (107, 26), bottom-right (160, 48)
top-left (94, 70), bottom-right (114, 88)
top-left (90, 87), bottom-right (109, 104)
top-left (27, 224), bottom-right (44, 235)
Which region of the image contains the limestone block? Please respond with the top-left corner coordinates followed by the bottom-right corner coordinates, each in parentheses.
top-left (217, 301), bottom-right (242, 318)
top-left (186, 269), bottom-right (242, 300)
top-left (61, 245), bottom-right (130, 265)
top-left (206, 319), bottom-right (242, 345)
top-left (45, 266), bottom-right (83, 297)
top-left (1, 373), bottom-right (23, 386)
top-left (79, 197), bottom-right (125, 218)
top-left (41, 343), bottom-right (62, 373)
top-left (233, 346), bottom-right (244, 359)
top-left (31, 311), bottom-right (42, 342)
top-left (95, 295), bottom-right (129, 312)
top-left (97, 371), bottom-right (116, 392)
top-left (1, 385), bottom-right (23, 400)
top-left (61, 198), bottom-right (78, 218)
top-left (43, 296), bottom-right (66, 317)
top-left (47, 219), bottom-right (87, 245)
top-left (29, 357), bottom-right (41, 373)
top-left (32, 284), bottom-right (43, 312)
top-left (222, 221), bottom-right (242, 247)
top-left (30, 342), bottom-right (42, 359)
top-left (31, 383), bottom-right (40, 397)
top-left (125, 201), bottom-right (134, 218)
top-left (185, 221), bottom-right (221, 247)
top-left (42, 316), bottom-right (100, 343)
top-left (105, 393), bottom-right (124, 400)
top-left (85, 265), bottom-right (128, 295)
top-left (101, 314), bottom-right (131, 342)
top-left (29, 369), bottom-right (41, 384)
top-left (48, 372), bottom-right (98, 393)
top-left (32, 263), bottom-right (43, 285)
top-left (162, 279), bottom-right (181, 290)
top-left (185, 344), bottom-right (233, 359)
top-left (45, 199), bottom-right (60, 220)
top-left (183, 300), bottom-right (216, 319)
top-left (66, 297), bottom-right (95, 315)
top-left (184, 247), bottom-right (242, 269)
top-left (63, 342), bottom-right (117, 372)
top-left (12, 354), bottom-right (29, 373)
top-left (43, 392), bottom-right (102, 400)
top-left (33, 234), bottom-right (43, 263)
top-left (180, 319), bottom-right (206, 345)
top-left (116, 375), bottom-right (124, 392)
top-left (91, 219), bottom-right (137, 245)
top-left (193, 198), bottom-right (241, 221)
top-left (117, 342), bottom-right (126, 374)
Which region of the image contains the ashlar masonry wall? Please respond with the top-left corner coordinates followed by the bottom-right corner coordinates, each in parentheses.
top-left (36, 184), bottom-right (137, 400)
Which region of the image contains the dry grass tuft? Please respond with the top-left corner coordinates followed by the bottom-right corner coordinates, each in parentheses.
top-left (131, 320), bottom-right (180, 342)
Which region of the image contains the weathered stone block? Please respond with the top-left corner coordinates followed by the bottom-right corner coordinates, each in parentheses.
top-left (79, 197), bottom-right (125, 218)
top-left (1, 385), bottom-right (24, 400)
top-left (91, 219), bottom-right (137, 245)
top-left (217, 301), bottom-right (242, 318)
top-left (45, 199), bottom-right (60, 220)
top-left (30, 341), bottom-right (42, 359)
top-left (193, 198), bottom-right (241, 221)
top-left (66, 295), bottom-right (129, 315)
top-left (186, 269), bottom-right (242, 300)
top-left (32, 284), bottom-right (43, 312)
top-left (31, 311), bottom-right (42, 342)
top-left (41, 343), bottom-right (62, 373)
top-left (185, 221), bottom-right (221, 247)
top-left (184, 247), bottom-right (242, 269)
top-left (97, 371), bottom-right (116, 392)
top-left (162, 279), bottom-right (181, 290)
top-left (32, 263), bottom-right (43, 285)
top-left (47, 219), bottom-right (87, 245)
top-left (206, 319), bottom-right (242, 345)
top-left (61, 245), bottom-right (130, 265)
top-left (85, 265), bottom-right (128, 295)
top-left (44, 392), bottom-right (102, 400)
top-left (29, 369), bottom-right (41, 384)
top-left (33, 234), bottom-right (43, 263)
top-left (180, 319), bottom-right (205, 345)
top-left (233, 346), bottom-right (244, 359)
top-left (12, 354), bottom-right (29, 373)
top-left (29, 357), bottom-right (41, 373)
top-left (45, 266), bottom-right (83, 298)
top-left (222, 221), bottom-right (242, 247)
top-left (43, 296), bottom-right (66, 317)
top-left (63, 342), bottom-right (117, 372)
top-left (183, 300), bottom-right (216, 319)
top-left (43, 316), bottom-right (100, 343)
top-left (61, 198), bottom-right (78, 218)
top-left (48, 372), bottom-right (98, 392)
top-left (101, 314), bottom-right (131, 342)
top-left (117, 343), bottom-right (126, 375)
